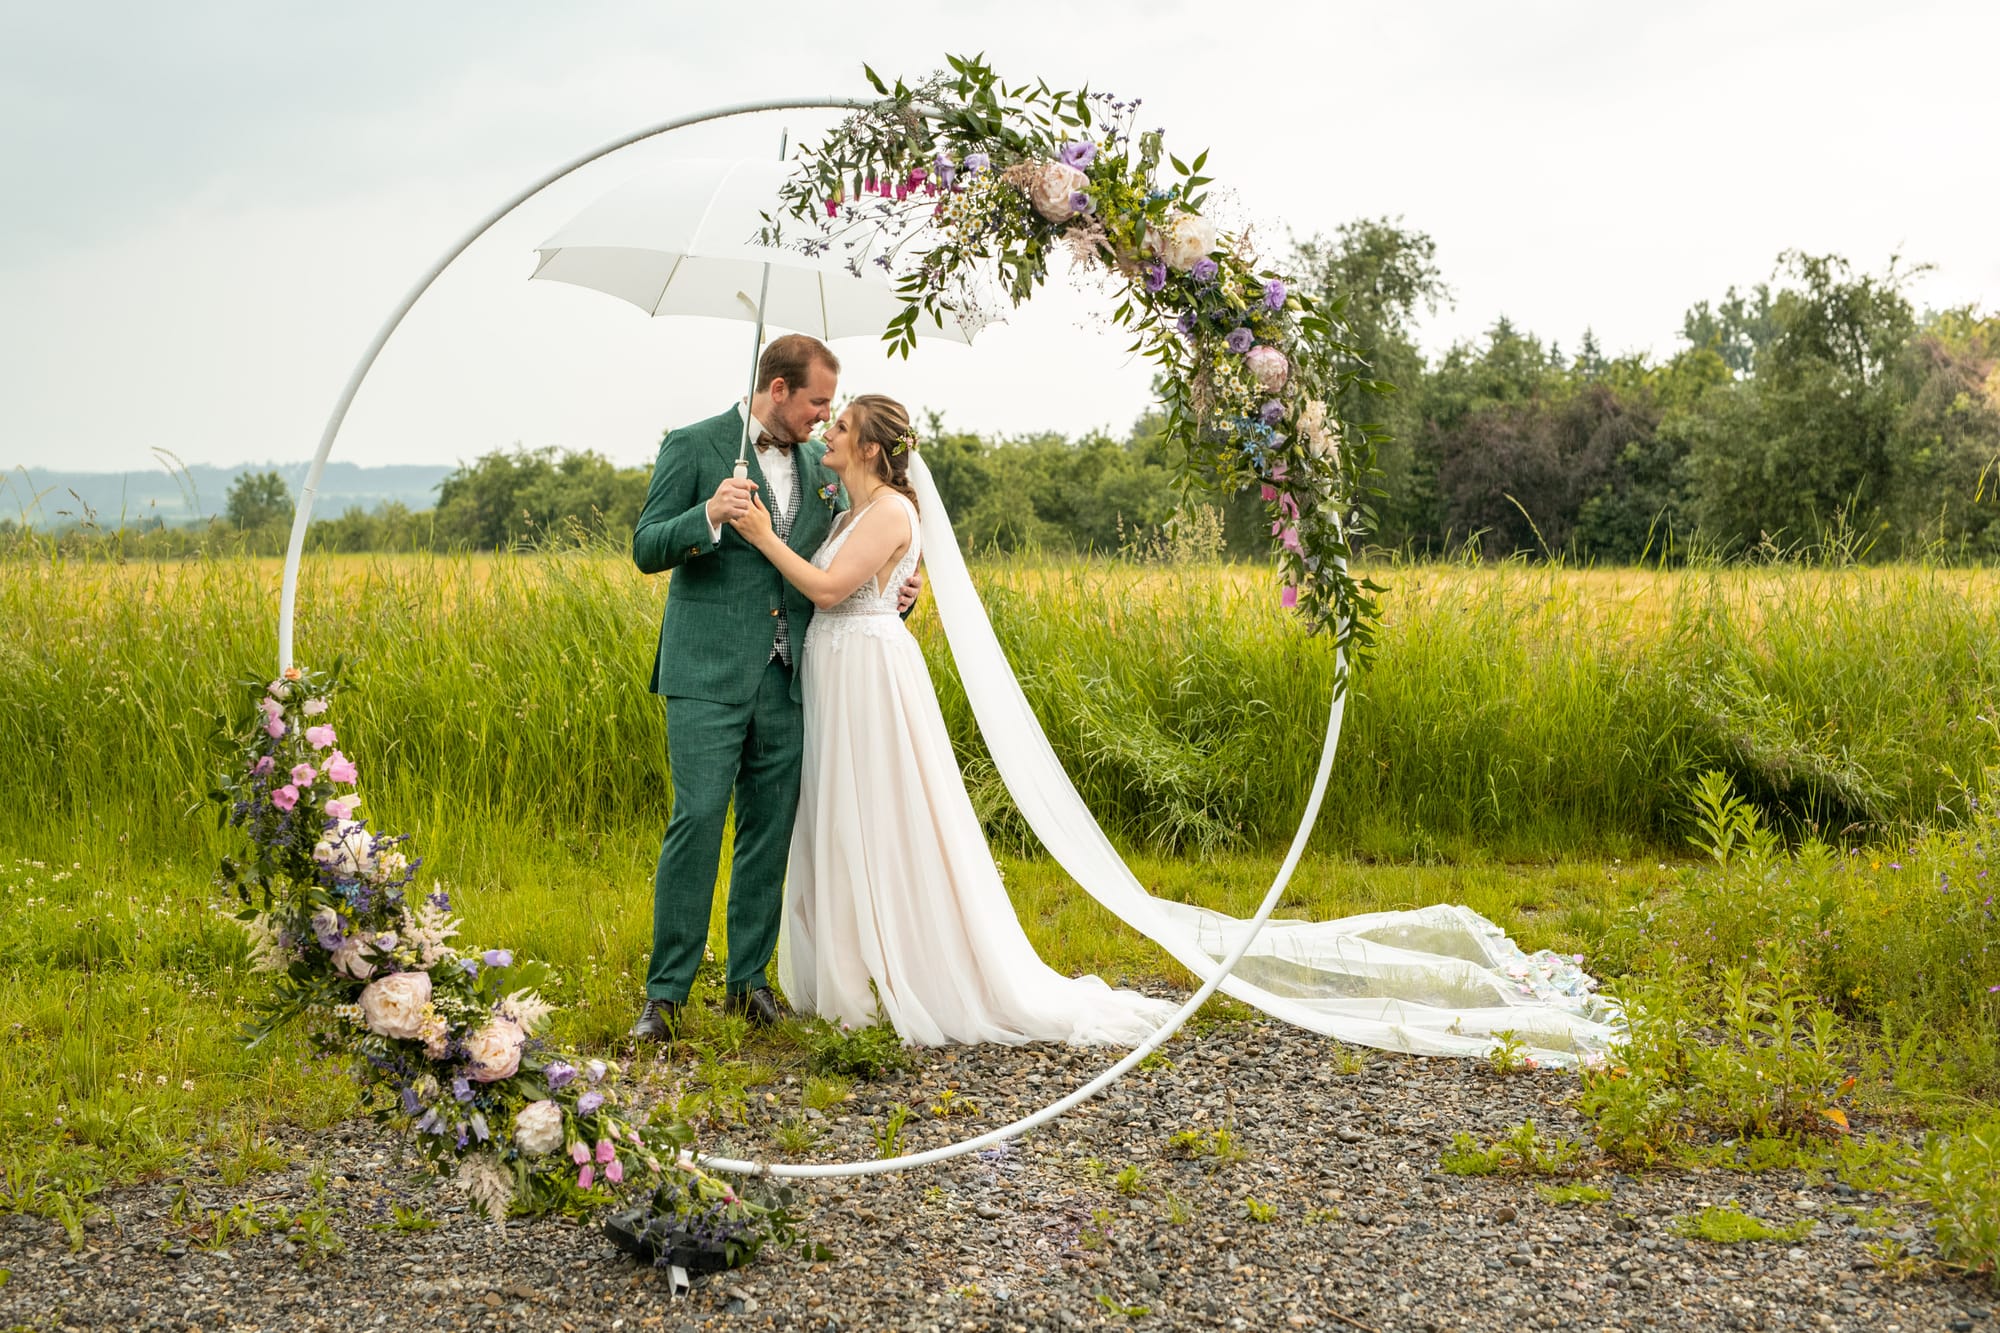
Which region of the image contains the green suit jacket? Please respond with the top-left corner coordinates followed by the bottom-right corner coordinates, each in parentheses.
top-left (633, 405), bottom-right (841, 704)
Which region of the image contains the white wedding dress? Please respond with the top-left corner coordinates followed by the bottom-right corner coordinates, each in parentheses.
top-left (777, 493), bottom-right (1179, 1046)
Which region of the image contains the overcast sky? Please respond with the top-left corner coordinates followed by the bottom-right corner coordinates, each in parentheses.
top-left (4, 1), bottom-right (1994, 477)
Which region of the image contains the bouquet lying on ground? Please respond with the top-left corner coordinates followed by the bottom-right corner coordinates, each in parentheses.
top-left (210, 662), bottom-right (815, 1267)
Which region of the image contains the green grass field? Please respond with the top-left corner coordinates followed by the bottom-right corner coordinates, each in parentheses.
top-left (3, 548), bottom-right (1998, 1257)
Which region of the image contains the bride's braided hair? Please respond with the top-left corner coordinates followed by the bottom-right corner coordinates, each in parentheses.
top-left (845, 394), bottom-right (920, 513)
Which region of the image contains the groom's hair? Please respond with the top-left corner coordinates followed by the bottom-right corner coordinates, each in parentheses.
top-left (756, 334), bottom-right (839, 396)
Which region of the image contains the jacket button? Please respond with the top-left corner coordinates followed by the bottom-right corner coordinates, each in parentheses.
top-left (770, 608), bottom-right (780, 616)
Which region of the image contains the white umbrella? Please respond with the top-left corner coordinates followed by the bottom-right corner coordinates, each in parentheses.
top-left (531, 154), bottom-right (969, 471)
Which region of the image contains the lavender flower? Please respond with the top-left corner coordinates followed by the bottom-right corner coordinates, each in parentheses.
top-left (1059, 140), bottom-right (1097, 169)
top-left (1176, 312), bottom-right (1196, 336)
top-left (963, 152), bottom-right (990, 174)
top-left (546, 1061), bottom-right (577, 1090)
top-left (577, 1090), bottom-right (606, 1115)
top-left (1260, 399), bottom-right (1286, 426)
top-left (1069, 190), bottom-right (1096, 217)
top-left (460, 957), bottom-right (481, 977)
top-left (452, 1074), bottom-right (474, 1103)
top-left (400, 1085), bottom-right (421, 1116)
top-left (427, 889), bottom-right (451, 911)
top-left (1226, 327), bottom-right (1255, 354)
top-left (483, 949), bottom-right (513, 968)
top-left (1143, 261), bottom-right (1167, 293)
top-left (1263, 279), bottom-right (1287, 310)
top-left (1191, 257), bottom-right (1219, 284)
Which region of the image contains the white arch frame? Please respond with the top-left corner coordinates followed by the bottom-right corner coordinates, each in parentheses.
top-left (274, 96), bottom-right (1349, 1180)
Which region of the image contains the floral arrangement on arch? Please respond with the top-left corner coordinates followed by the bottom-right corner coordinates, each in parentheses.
top-left (212, 663), bottom-right (814, 1263)
top-left (770, 54), bottom-right (1389, 661)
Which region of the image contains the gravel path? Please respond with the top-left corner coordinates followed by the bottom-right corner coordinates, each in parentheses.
top-left (5, 1018), bottom-right (1993, 1333)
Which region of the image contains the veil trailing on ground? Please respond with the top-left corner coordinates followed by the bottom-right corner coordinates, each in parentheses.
top-left (906, 456), bottom-right (1620, 1066)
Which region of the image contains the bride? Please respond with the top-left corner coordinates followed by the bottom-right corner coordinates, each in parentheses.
top-left (727, 394), bottom-right (1176, 1046)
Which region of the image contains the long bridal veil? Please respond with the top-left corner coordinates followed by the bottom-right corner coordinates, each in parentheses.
top-left (906, 456), bottom-right (1619, 1066)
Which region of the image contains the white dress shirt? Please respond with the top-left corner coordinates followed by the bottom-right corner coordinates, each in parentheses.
top-left (709, 401), bottom-right (795, 543)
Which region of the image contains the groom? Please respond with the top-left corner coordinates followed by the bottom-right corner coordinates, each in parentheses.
top-left (629, 334), bottom-right (914, 1038)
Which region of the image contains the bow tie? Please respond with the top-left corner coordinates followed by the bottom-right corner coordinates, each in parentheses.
top-left (756, 440), bottom-right (795, 455)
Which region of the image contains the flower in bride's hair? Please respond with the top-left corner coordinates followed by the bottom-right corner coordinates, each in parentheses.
top-left (1023, 160), bottom-right (1088, 222)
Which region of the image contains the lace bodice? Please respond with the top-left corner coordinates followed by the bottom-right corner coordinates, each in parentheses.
top-left (804, 493), bottom-right (921, 650)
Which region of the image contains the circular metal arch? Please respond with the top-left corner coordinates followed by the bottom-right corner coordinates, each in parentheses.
top-left (272, 97), bottom-right (1351, 1182)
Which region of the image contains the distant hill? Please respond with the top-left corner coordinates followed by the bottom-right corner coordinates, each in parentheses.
top-left (1, 461), bottom-right (456, 530)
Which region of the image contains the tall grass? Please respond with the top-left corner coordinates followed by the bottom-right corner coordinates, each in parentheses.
top-left (5, 548), bottom-right (1998, 864)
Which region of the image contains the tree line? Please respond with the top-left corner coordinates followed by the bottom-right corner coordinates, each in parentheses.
top-left (13, 225), bottom-right (1995, 564)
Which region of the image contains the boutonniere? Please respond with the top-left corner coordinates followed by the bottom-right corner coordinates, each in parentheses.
top-left (817, 478), bottom-right (842, 511)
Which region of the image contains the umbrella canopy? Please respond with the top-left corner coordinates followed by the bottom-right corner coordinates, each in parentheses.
top-left (530, 157), bottom-right (970, 345)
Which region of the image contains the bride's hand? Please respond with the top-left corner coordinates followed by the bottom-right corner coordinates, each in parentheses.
top-left (729, 491), bottom-right (774, 544)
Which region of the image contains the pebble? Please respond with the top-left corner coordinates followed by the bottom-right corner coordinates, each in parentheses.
top-left (0, 1016), bottom-right (1983, 1331)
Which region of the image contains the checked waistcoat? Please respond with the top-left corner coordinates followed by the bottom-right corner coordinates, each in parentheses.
top-left (769, 457), bottom-right (802, 667)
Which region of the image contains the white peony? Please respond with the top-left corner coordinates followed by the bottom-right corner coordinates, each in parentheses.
top-left (1025, 160), bottom-right (1088, 223)
top-left (1157, 210), bottom-right (1217, 271)
top-left (357, 970), bottom-right (433, 1040)
top-left (316, 820), bottom-right (376, 879)
top-left (464, 1017), bottom-right (525, 1083)
top-left (513, 1099), bottom-right (566, 1157)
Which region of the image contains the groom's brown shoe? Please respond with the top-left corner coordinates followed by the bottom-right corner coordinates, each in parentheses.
top-left (723, 986), bottom-right (788, 1028)
top-left (629, 998), bottom-right (682, 1041)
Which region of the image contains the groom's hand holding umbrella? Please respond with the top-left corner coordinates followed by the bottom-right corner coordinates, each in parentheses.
top-left (706, 476), bottom-right (759, 527)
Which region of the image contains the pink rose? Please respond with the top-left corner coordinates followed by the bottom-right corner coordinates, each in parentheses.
top-left (305, 725), bottom-right (336, 749)
top-left (1245, 345), bottom-right (1290, 392)
top-left (325, 752), bottom-right (358, 784)
top-left (463, 1018), bottom-right (524, 1083)
top-left (271, 784), bottom-right (299, 811)
top-left (1025, 160), bottom-right (1088, 223)
top-left (358, 970), bottom-right (433, 1040)
top-left (290, 763), bottom-right (316, 787)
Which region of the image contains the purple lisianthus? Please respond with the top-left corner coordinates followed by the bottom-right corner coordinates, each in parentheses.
top-left (1069, 190), bottom-right (1095, 217)
top-left (934, 153), bottom-right (957, 190)
top-left (1191, 257), bottom-right (1219, 284)
top-left (1226, 327), bottom-right (1255, 354)
top-left (585, 1059), bottom-right (607, 1084)
top-left (1176, 312), bottom-right (1196, 336)
top-left (545, 1061), bottom-right (576, 1090)
top-left (1058, 139), bottom-right (1097, 169)
top-left (1263, 279), bottom-right (1287, 310)
top-left (963, 152), bottom-right (990, 174)
top-left (577, 1090), bottom-right (605, 1115)
top-left (1143, 261), bottom-right (1167, 293)
top-left (460, 957), bottom-right (480, 977)
top-left (482, 949), bottom-right (513, 969)
top-left (1260, 399), bottom-right (1286, 426)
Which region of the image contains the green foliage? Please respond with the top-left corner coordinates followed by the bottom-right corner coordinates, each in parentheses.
top-left (1165, 1124), bottom-right (1249, 1166)
top-left (1673, 1205), bottom-right (1815, 1244)
top-left (433, 445), bottom-right (649, 550)
top-left (873, 1102), bottom-right (913, 1159)
top-left (1901, 1114), bottom-right (2000, 1289)
top-left (224, 471), bottom-right (292, 532)
top-left (1438, 1120), bottom-right (1586, 1177)
top-left (798, 1016), bottom-right (916, 1082)
top-left (1112, 1164), bottom-right (1146, 1195)
top-left (1241, 1196), bottom-right (1277, 1223)
top-left (1538, 1183), bottom-right (1612, 1206)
